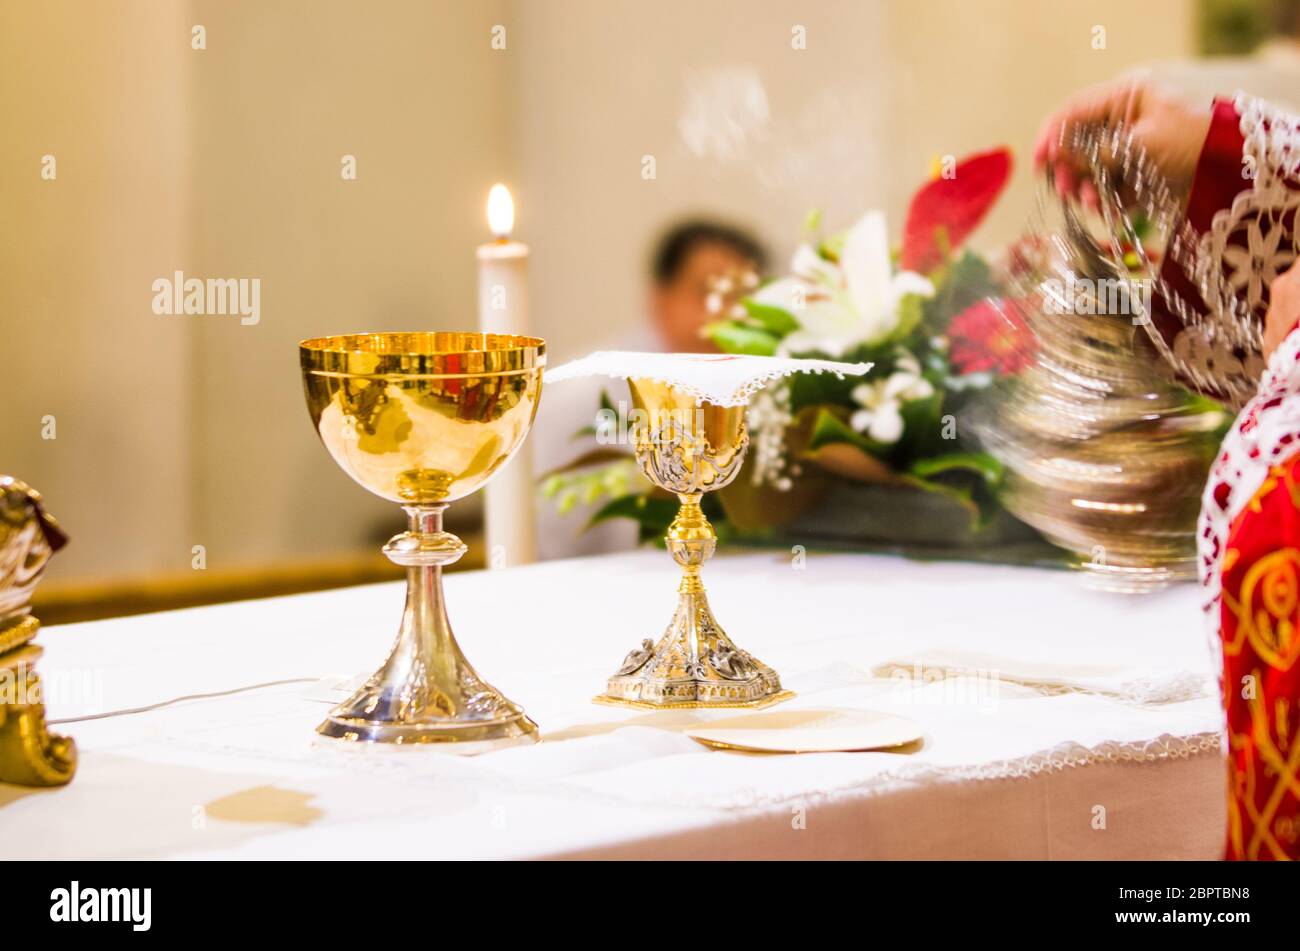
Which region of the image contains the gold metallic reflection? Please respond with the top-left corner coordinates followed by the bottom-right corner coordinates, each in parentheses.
top-left (597, 379), bottom-right (789, 709)
top-left (298, 332), bottom-right (544, 749)
top-left (301, 333), bottom-right (544, 505)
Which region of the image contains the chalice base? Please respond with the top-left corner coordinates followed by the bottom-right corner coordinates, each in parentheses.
top-left (314, 659), bottom-right (540, 752)
top-left (316, 709), bottom-right (539, 753)
top-left (595, 588), bottom-right (792, 710)
top-left (312, 505), bottom-right (542, 754)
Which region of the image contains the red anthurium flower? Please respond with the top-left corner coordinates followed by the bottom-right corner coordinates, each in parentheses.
top-left (948, 298), bottom-right (1034, 376)
top-left (901, 148), bottom-right (1013, 273)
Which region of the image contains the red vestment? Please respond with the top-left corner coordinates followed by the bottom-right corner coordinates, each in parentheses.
top-left (1192, 95), bottom-right (1300, 859)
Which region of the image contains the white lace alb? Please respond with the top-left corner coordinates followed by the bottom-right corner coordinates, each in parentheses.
top-left (1197, 94), bottom-right (1300, 666)
top-left (1194, 93), bottom-right (1300, 328)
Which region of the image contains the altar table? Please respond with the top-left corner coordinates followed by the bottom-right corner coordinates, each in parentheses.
top-left (4, 550), bottom-right (1226, 860)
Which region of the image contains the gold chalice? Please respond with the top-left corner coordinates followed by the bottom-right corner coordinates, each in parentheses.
top-left (300, 332), bottom-right (544, 750)
top-left (596, 379), bottom-right (790, 709)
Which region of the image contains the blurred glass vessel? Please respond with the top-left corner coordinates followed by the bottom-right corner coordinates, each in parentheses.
top-left (973, 296), bottom-right (1222, 592)
top-left (973, 169), bottom-right (1226, 592)
top-left (300, 331), bottom-right (543, 749)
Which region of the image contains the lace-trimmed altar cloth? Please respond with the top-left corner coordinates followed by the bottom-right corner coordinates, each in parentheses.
top-left (21, 549), bottom-right (1222, 859)
top-left (871, 648), bottom-right (1213, 707)
top-left (545, 351), bottom-right (872, 406)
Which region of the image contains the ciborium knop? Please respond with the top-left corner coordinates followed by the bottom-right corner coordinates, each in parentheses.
top-left (300, 332), bottom-right (544, 750)
top-left (546, 352), bottom-right (871, 710)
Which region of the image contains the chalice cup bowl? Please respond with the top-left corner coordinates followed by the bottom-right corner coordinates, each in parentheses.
top-left (596, 378), bottom-right (791, 709)
top-left (300, 332), bottom-right (544, 750)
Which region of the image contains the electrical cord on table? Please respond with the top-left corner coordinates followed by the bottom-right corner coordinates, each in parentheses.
top-left (47, 677), bottom-right (319, 724)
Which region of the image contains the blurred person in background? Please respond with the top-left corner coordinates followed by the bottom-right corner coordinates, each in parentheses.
top-left (532, 219), bottom-right (768, 559)
top-left (647, 220), bottom-right (769, 352)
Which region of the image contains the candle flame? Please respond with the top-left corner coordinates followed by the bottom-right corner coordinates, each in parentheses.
top-left (487, 183), bottom-right (514, 238)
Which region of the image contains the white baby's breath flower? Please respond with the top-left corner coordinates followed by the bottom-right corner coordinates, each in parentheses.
top-left (748, 384), bottom-right (796, 490)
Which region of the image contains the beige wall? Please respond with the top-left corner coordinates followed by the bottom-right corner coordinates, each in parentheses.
top-left (185, 0), bottom-right (514, 568)
top-left (1, 0), bottom-right (1194, 584)
top-left (2, 0), bottom-right (514, 581)
top-left (0, 0), bottom-right (195, 580)
top-left (883, 0), bottom-right (1194, 254)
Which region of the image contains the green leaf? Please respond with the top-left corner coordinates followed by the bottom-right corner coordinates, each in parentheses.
top-left (909, 451), bottom-right (1003, 488)
top-left (904, 451), bottom-right (1006, 529)
top-left (1131, 210), bottom-right (1152, 242)
top-left (1181, 391), bottom-right (1227, 418)
top-left (540, 474), bottom-right (564, 499)
top-left (945, 248), bottom-right (994, 291)
top-left (703, 320), bottom-right (780, 356)
top-left (806, 407), bottom-right (883, 455)
top-left (895, 388), bottom-right (946, 459)
top-left (922, 249), bottom-right (999, 333)
top-left (901, 472), bottom-right (976, 513)
top-left (785, 366), bottom-right (858, 412)
top-left (571, 389), bottom-right (620, 439)
top-left (740, 297), bottom-right (799, 336)
top-left (888, 292), bottom-right (927, 342)
top-left (819, 233), bottom-right (845, 262)
top-left (588, 493), bottom-right (679, 542)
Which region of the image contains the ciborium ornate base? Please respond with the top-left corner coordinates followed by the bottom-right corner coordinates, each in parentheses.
top-left (301, 332), bottom-right (544, 750)
top-left (598, 377), bottom-right (791, 709)
top-left (597, 492), bottom-right (790, 709)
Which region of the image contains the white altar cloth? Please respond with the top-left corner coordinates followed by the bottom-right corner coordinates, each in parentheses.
top-left (5, 551), bottom-right (1227, 860)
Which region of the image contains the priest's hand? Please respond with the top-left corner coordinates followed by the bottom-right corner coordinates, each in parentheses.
top-left (1033, 79), bottom-right (1212, 205)
top-left (1264, 261), bottom-right (1300, 361)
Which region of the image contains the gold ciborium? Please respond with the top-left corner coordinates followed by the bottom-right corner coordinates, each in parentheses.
top-left (300, 332), bottom-right (544, 750)
top-left (596, 379), bottom-right (790, 709)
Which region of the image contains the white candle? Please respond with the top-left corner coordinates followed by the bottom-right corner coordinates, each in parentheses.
top-left (477, 184), bottom-right (537, 568)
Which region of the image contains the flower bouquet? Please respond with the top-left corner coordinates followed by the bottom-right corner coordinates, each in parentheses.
top-left (545, 148), bottom-right (1043, 551)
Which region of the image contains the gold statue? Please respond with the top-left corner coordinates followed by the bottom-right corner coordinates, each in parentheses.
top-left (0, 476), bottom-right (76, 786)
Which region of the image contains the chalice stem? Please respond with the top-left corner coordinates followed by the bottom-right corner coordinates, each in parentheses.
top-left (333, 502), bottom-right (471, 725)
top-left (596, 488), bottom-right (787, 707)
top-left (395, 504), bottom-right (458, 673)
top-left (672, 494), bottom-right (712, 663)
top-left (317, 502), bottom-right (537, 747)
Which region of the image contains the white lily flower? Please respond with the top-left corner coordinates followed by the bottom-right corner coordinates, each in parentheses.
top-left (790, 243), bottom-right (841, 285)
top-left (849, 351), bottom-right (934, 444)
top-left (760, 211), bottom-right (933, 357)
